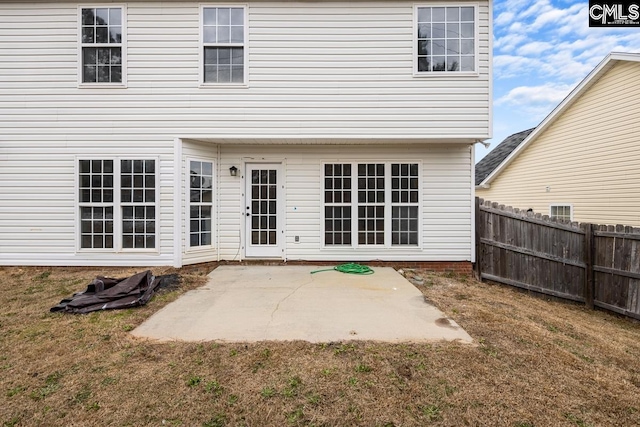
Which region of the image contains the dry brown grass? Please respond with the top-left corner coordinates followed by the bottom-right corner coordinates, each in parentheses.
top-left (1, 265), bottom-right (639, 427)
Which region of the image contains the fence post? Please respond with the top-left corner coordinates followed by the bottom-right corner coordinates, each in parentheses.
top-left (474, 197), bottom-right (482, 281)
top-left (584, 223), bottom-right (594, 309)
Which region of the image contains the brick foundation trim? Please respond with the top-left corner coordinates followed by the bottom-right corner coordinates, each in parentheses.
top-left (216, 260), bottom-right (473, 275)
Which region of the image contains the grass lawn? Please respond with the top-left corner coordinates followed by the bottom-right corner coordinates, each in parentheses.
top-left (1, 265), bottom-right (639, 427)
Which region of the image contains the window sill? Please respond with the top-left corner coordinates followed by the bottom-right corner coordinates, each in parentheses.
top-left (320, 246), bottom-right (422, 250)
top-left (76, 248), bottom-right (160, 254)
top-left (199, 83), bottom-right (249, 89)
top-left (412, 71), bottom-right (479, 78)
top-left (78, 83), bottom-right (128, 89)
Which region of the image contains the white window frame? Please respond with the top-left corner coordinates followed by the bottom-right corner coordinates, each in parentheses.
top-left (321, 161), bottom-right (423, 249)
top-left (75, 157), bottom-right (159, 253)
top-left (185, 157), bottom-right (216, 251)
top-left (550, 204), bottom-right (573, 221)
top-left (413, 3), bottom-right (479, 77)
top-left (77, 5), bottom-right (127, 88)
top-left (199, 4), bottom-right (248, 88)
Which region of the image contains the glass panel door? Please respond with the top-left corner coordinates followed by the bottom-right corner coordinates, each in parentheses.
top-left (245, 163), bottom-right (282, 257)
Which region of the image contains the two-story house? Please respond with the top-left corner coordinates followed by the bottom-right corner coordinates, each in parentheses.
top-left (0, 0), bottom-right (492, 267)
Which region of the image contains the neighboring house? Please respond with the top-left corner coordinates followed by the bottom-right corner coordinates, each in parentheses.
top-left (476, 52), bottom-right (640, 227)
top-left (475, 128), bottom-right (534, 188)
top-left (0, 1), bottom-right (492, 267)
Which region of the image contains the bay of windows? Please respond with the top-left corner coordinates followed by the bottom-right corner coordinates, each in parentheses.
top-left (324, 163), bottom-right (420, 247)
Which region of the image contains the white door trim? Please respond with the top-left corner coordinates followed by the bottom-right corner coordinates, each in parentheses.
top-left (244, 162), bottom-right (284, 258)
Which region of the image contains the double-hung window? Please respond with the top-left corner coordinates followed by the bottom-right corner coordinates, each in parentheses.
top-left (324, 164), bottom-right (352, 246)
top-left (120, 160), bottom-right (156, 249)
top-left (80, 6), bottom-right (125, 84)
top-left (79, 160), bottom-right (115, 249)
top-left (415, 5), bottom-right (476, 73)
top-left (202, 6), bottom-right (246, 84)
top-left (78, 159), bottom-right (157, 251)
top-left (391, 164), bottom-right (420, 245)
top-left (323, 163), bottom-right (420, 247)
top-left (188, 160), bottom-right (214, 248)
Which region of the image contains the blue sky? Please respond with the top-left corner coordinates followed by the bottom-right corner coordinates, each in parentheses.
top-left (478, 0), bottom-right (640, 161)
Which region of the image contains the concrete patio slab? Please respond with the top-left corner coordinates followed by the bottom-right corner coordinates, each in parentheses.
top-left (132, 265), bottom-right (473, 343)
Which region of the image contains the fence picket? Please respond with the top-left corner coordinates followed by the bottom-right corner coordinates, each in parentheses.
top-left (476, 198), bottom-right (640, 320)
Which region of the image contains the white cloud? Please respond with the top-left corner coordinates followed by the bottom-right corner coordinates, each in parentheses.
top-left (517, 41), bottom-right (554, 56)
top-left (493, 54), bottom-right (544, 79)
top-left (493, 0), bottom-right (640, 83)
top-left (521, 1), bottom-right (554, 21)
top-left (495, 11), bottom-right (515, 26)
top-left (488, 0), bottom-right (640, 162)
top-left (495, 83), bottom-right (575, 114)
top-left (494, 33), bottom-right (528, 52)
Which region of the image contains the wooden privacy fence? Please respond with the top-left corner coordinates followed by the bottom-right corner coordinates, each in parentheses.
top-left (475, 198), bottom-right (640, 320)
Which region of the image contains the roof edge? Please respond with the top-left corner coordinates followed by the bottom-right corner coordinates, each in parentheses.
top-left (479, 51), bottom-right (640, 186)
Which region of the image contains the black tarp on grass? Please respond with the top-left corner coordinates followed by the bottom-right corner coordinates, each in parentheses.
top-left (51, 270), bottom-right (161, 314)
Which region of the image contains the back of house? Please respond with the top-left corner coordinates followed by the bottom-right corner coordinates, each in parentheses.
top-left (0, 0), bottom-right (492, 267)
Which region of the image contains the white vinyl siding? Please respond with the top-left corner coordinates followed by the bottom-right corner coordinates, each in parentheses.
top-left (0, 143), bottom-right (174, 267)
top-left (0, 1), bottom-right (490, 139)
top-left (477, 60), bottom-right (640, 227)
top-left (0, 0), bottom-right (485, 266)
top-left (216, 144), bottom-right (472, 262)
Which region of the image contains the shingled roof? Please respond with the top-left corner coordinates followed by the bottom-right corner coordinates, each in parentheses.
top-left (475, 128), bottom-right (535, 186)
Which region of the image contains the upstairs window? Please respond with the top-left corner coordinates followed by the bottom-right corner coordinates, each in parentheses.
top-left (80, 6), bottom-right (124, 84)
top-left (416, 5), bottom-right (476, 73)
top-left (202, 6), bottom-right (246, 84)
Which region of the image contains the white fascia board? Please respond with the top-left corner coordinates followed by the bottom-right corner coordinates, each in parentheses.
top-left (480, 52), bottom-right (640, 187)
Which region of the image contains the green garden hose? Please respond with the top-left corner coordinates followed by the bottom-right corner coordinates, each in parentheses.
top-left (310, 263), bottom-right (374, 275)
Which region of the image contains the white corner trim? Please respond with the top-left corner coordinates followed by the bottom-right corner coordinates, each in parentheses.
top-left (470, 143), bottom-right (476, 263)
top-left (173, 138), bottom-right (183, 268)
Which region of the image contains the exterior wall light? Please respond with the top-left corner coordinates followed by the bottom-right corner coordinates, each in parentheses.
top-left (229, 166), bottom-right (238, 176)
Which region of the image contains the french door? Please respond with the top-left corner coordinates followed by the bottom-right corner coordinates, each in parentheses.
top-left (244, 163), bottom-right (282, 258)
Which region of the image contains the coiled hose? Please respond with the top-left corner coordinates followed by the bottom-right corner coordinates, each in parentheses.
top-left (310, 263), bottom-right (374, 275)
